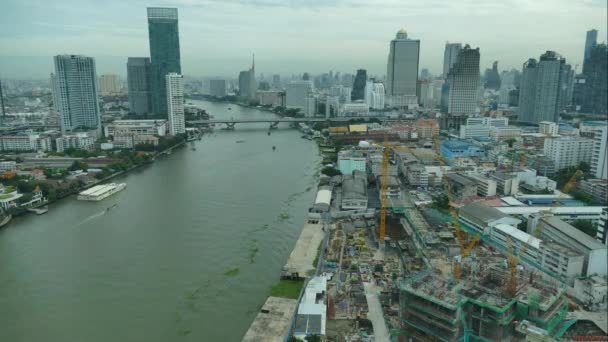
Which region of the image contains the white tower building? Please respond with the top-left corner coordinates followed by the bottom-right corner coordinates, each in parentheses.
top-left (166, 73), bottom-right (185, 135)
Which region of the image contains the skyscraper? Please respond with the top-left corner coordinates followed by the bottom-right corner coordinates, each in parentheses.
top-left (443, 42), bottom-right (462, 78)
top-left (351, 69), bottom-right (367, 101)
top-left (148, 7), bottom-right (181, 116)
top-left (52, 55), bottom-right (101, 133)
top-left (579, 43), bottom-right (607, 114)
top-left (483, 61), bottom-right (501, 90)
top-left (445, 45), bottom-right (480, 114)
top-left (518, 51), bottom-right (571, 124)
top-left (127, 57), bottom-right (152, 115)
top-left (583, 29), bottom-right (598, 69)
top-left (166, 73), bottom-right (185, 135)
top-left (386, 29), bottom-right (420, 105)
top-left (364, 81), bottom-right (385, 110)
top-left (238, 55), bottom-right (257, 102)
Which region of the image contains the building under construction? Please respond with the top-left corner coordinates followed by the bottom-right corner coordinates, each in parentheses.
top-left (400, 263), bottom-right (569, 341)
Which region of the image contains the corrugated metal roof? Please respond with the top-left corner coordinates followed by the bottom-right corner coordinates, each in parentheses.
top-left (349, 124), bottom-right (368, 132)
top-left (543, 216), bottom-right (606, 250)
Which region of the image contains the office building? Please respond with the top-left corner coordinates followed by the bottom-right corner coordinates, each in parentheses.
top-left (286, 81), bottom-right (314, 112)
top-left (209, 79), bottom-right (227, 98)
top-left (166, 73), bottom-right (185, 135)
top-left (386, 29), bottom-right (420, 106)
top-left (339, 103), bottom-right (369, 117)
top-left (517, 51), bottom-right (572, 123)
top-left (483, 61), bottom-right (501, 90)
top-left (579, 43), bottom-right (607, 114)
top-left (591, 124), bottom-right (608, 179)
top-left (52, 55), bottom-right (101, 133)
top-left (443, 42), bottom-right (462, 78)
top-left (466, 117), bottom-right (508, 126)
top-left (543, 136), bottom-right (593, 170)
top-left (98, 74), bottom-right (121, 96)
top-left (148, 7), bottom-right (181, 116)
top-left (583, 29), bottom-right (598, 68)
top-left (364, 81), bottom-right (385, 110)
top-left (445, 45), bottom-right (480, 114)
top-left (256, 90), bottom-right (284, 108)
top-left (127, 57), bottom-right (152, 115)
top-left (351, 69), bottom-right (367, 101)
top-left (238, 55), bottom-right (257, 101)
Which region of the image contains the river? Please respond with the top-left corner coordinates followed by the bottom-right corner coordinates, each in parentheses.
top-left (0, 100), bottom-right (321, 341)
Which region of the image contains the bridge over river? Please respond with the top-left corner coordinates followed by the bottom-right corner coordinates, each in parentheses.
top-left (187, 116), bottom-right (392, 129)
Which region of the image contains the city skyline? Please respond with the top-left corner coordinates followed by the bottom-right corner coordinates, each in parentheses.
top-left (1, 0), bottom-right (607, 79)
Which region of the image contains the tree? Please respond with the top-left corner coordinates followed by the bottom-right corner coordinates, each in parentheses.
top-left (571, 219), bottom-right (596, 237)
top-left (305, 335), bottom-right (322, 342)
top-left (431, 194), bottom-right (450, 210)
top-left (505, 138), bottom-right (516, 148)
top-left (321, 166), bottom-right (341, 177)
top-left (68, 160), bottom-right (89, 171)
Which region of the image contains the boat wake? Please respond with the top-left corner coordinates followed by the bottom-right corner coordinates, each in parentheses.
top-left (74, 210), bottom-right (106, 227)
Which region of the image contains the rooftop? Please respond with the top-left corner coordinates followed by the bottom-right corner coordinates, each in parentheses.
top-left (459, 202), bottom-right (508, 225)
top-left (242, 296), bottom-right (298, 342)
top-left (447, 173), bottom-right (476, 186)
top-left (542, 216), bottom-right (606, 250)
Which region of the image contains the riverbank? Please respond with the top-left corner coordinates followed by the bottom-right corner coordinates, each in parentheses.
top-left (8, 140), bottom-right (187, 221)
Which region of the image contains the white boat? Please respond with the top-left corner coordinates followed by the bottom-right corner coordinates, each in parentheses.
top-left (77, 183), bottom-right (127, 201)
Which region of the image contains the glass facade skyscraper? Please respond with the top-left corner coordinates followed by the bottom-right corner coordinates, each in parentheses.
top-left (127, 57), bottom-right (152, 115)
top-left (147, 7), bottom-right (181, 116)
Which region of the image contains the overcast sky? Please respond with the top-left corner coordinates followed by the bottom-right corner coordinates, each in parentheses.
top-left (1, 0), bottom-right (606, 79)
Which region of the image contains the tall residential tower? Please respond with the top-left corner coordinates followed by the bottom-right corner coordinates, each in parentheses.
top-left (166, 73), bottom-right (185, 135)
top-left (52, 55), bottom-right (101, 133)
top-left (147, 7), bottom-right (181, 116)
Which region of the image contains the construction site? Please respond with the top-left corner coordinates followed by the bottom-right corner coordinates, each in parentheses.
top-left (316, 130), bottom-right (607, 341)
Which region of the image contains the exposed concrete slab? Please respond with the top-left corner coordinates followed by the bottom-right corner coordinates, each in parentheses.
top-left (284, 223), bottom-right (324, 276)
top-left (242, 296), bottom-right (298, 342)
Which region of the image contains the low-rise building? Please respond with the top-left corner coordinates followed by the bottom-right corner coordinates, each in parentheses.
top-left (466, 174), bottom-right (497, 196)
top-left (341, 171), bottom-right (367, 210)
top-left (0, 161), bottom-right (17, 172)
top-left (535, 216), bottom-right (607, 277)
top-left (337, 150), bottom-right (366, 176)
top-left (414, 119), bottom-right (439, 139)
top-left (104, 119), bottom-right (167, 137)
top-left (458, 201), bottom-right (522, 234)
top-left (340, 102), bottom-right (369, 117)
top-left (0, 134), bottom-right (39, 152)
top-left (579, 178), bottom-right (608, 205)
top-left (491, 172), bottom-right (519, 195)
top-left (446, 173), bottom-right (478, 200)
top-left (406, 164), bottom-right (428, 188)
top-left (440, 140), bottom-right (485, 159)
top-left (55, 133), bottom-right (95, 152)
top-left (490, 126), bottom-right (523, 140)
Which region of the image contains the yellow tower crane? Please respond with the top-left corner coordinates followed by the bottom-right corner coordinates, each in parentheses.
top-left (379, 133), bottom-right (390, 247)
top-left (563, 169), bottom-right (584, 194)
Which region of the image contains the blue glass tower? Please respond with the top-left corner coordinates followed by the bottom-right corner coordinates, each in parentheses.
top-left (147, 7), bottom-right (181, 116)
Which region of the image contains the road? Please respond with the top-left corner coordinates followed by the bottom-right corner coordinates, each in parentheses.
top-left (363, 281), bottom-right (390, 342)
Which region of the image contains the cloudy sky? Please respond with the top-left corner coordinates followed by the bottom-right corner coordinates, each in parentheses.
top-left (0, 0), bottom-right (606, 79)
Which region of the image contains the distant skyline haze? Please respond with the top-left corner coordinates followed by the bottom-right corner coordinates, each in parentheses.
top-left (0, 0), bottom-right (606, 79)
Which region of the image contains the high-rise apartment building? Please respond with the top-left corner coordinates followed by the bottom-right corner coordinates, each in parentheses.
top-left (591, 125), bottom-right (608, 179)
top-left (386, 29), bottom-right (420, 105)
top-left (351, 69), bottom-right (367, 101)
top-left (0, 80), bottom-right (6, 116)
top-left (517, 51), bottom-right (572, 124)
top-left (364, 81), bottom-right (385, 110)
top-left (98, 74), bottom-right (121, 96)
top-left (52, 55), bottom-right (101, 133)
top-left (443, 42), bottom-right (462, 78)
top-left (148, 7), bottom-right (181, 116)
top-left (127, 57), bottom-right (152, 115)
top-left (445, 45), bottom-right (480, 114)
top-left (166, 73), bottom-right (185, 135)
